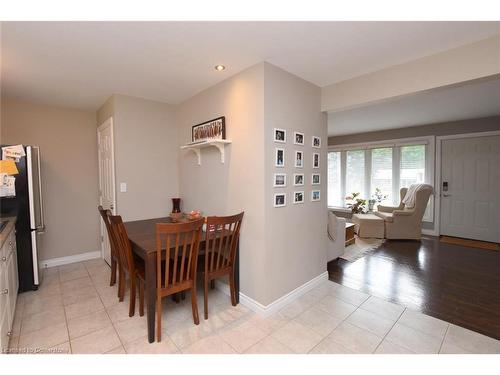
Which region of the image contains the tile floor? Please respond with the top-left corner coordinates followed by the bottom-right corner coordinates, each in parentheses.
top-left (6, 258), bottom-right (500, 354)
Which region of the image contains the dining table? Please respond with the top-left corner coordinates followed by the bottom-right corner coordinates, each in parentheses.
top-left (124, 216), bottom-right (240, 343)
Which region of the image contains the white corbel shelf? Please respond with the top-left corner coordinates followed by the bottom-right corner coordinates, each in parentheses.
top-left (181, 139), bottom-right (232, 165)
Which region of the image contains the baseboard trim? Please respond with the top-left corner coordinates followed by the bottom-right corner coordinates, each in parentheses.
top-left (422, 229), bottom-right (439, 237)
top-left (41, 251), bottom-right (102, 269)
top-left (215, 271), bottom-right (329, 317)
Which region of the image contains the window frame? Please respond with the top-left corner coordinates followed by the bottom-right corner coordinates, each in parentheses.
top-left (328, 136), bottom-right (435, 222)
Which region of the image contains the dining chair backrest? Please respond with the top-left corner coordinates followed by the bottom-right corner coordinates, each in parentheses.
top-left (155, 219), bottom-right (204, 294)
top-left (109, 215), bottom-right (136, 275)
top-left (205, 212), bottom-right (244, 274)
top-left (98, 206), bottom-right (117, 257)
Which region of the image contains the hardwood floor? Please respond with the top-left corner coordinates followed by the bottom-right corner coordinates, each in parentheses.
top-left (328, 236), bottom-right (500, 340)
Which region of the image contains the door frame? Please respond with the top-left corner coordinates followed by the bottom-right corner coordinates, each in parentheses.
top-left (97, 117), bottom-right (117, 260)
top-left (435, 130), bottom-right (500, 237)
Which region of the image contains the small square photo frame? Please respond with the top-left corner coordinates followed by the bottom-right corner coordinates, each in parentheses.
top-left (295, 150), bottom-right (304, 168)
top-left (293, 173), bottom-right (304, 186)
top-left (312, 153), bottom-right (320, 169)
top-left (311, 173), bottom-right (320, 185)
top-left (273, 173), bottom-right (286, 187)
top-left (293, 191), bottom-right (304, 204)
top-left (311, 190), bottom-right (321, 202)
top-left (312, 136), bottom-right (321, 148)
top-left (294, 132), bottom-right (304, 146)
top-left (274, 128), bottom-right (286, 143)
top-left (275, 148), bottom-right (285, 168)
top-left (274, 193), bottom-right (286, 207)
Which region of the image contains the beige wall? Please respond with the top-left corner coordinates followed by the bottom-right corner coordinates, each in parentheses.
top-left (177, 63), bottom-right (267, 304)
top-left (321, 35), bottom-right (500, 112)
top-left (98, 94), bottom-right (178, 221)
top-left (1, 98), bottom-right (100, 261)
top-left (263, 63), bottom-right (327, 304)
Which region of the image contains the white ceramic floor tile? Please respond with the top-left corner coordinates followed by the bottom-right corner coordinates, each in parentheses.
top-left (105, 345), bottom-right (126, 354)
top-left (316, 295), bottom-right (358, 320)
top-left (59, 267), bottom-right (89, 283)
top-left (46, 341), bottom-right (71, 354)
top-left (329, 285), bottom-right (370, 307)
top-left (113, 315), bottom-right (149, 344)
top-left (294, 306), bottom-right (342, 337)
top-left (327, 321), bottom-right (382, 354)
top-left (124, 335), bottom-right (179, 354)
top-left (219, 320), bottom-right (268, 353)
top-left (182, 334), bottom-right (236, 354)
top-left (62, 286), bottom-right (99, 306)
top-left (443, 324), bottom-right (500, 354)
top-left (65, 295), bottom-right (105, 320)
top-left (398, 309), bottom-right (449, 339)
top-left (309, 337), bottom-right (355, 354)
top-left (67, 309), bottom-right (112, 339)
top-left (71, 326), bottom-right (122, 354)
top-left (165, 318), bottom-right (214, 349)
top-left (271, 320), bottom-right (324, 353)
top-left (359, 296), bottom-right (405, 321)
top-left (60, 276), bottom-right (94, 295)
top-left (21, 305), bottom-right (66, 335)
top-left (374, 339), bottom-right (415, 354)
top-left (244, 336), bottom-right (295, 354)
top-left (385, 322), bottom-right (443, 354)
top-left (346, 308), bottom-right (395, 337)
top-left (439, 340), bottom-right (473, 354)
top-left (23, 293), bottom-right (63, 317)
top-left (18, 322), bottom-right (69, 351)
top-left (246, 312), bottom-right (289, 335)
top-left (279, 293), bottom-right (319, 319)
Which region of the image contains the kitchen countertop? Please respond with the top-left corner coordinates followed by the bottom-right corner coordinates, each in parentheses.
top-left (0, 216), bottom-right (17, 248)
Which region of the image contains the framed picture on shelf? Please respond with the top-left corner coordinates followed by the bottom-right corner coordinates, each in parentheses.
top-left (293, 173), bottom-right (304, 186)
top-left (273, 173), bottom-right (286, 187)
top-left (311, 190), bottom-right (321, 201)
top-left (312, 136), bottom-right (321, 148)
top-left (312, 173), bottom-right (320, 185)
top-left (295, 150), bottom-right (303, 168)
top-left (275, 148), bottom-right (285, 167)
top-left (312, 153), bottom-right (320, 168)
top-left (274, 128), bottom-right (286, 143)
top-left (274, 193), bottom-right (286, 207)
top-left (294, 132), bottom-right (304, 145)
top-left (192, 116), bottom-right (225, 143)
top-left (293, 191), bottom-right (304, 204)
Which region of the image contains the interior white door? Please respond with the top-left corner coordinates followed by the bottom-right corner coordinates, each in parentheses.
top-left (97, 118), bottom-right (116, 265)
top-left (440, 135), bottom-right (500, 242)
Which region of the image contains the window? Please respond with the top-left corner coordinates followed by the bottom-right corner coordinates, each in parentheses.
top-left (328, 137), bottom-right (434, 222)
top-left (346, 150), bottom-right (365, 198)
top-left (371, 147), bottom-right (392, 205)
top-left (327, 151), bottom-right (341, 207)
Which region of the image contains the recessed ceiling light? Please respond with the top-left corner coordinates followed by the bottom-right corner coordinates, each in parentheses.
top-left (214, 65), bottom-right (226, 71)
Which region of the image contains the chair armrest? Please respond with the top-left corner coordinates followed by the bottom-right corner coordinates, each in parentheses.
top-left (393, 209), bottom-right (414, 216)
top-left (337, 217), bottom-right (347, 226)
top-left (377, 205), bottom-right (397, 213)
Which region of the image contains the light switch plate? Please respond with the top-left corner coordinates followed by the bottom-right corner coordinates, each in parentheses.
top-left (120, 182), bottom-right (127, 193)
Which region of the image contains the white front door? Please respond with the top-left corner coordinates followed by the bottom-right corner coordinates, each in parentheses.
top-left (440, 135), bottom-right (500, 242)
top-left (97, 118), bottom-right (116, 265)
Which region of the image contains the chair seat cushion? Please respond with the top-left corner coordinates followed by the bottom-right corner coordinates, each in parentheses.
top-left (374, 211), bottom-right (393, 223)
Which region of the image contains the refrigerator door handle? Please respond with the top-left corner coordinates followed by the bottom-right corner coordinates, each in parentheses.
top-left (33, 146), bottom-right (45, 232)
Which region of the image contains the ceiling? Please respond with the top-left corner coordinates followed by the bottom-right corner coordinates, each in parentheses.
top-left (2, 21), bottom-right (500, 110)
top-left (327, 78), bottom-right (500, 136)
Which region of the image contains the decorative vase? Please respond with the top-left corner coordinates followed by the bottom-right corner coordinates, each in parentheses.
top-left (171, 198), bottom-right (181, 213)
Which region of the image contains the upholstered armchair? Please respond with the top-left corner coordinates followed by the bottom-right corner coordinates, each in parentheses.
top-left (327, 211), bottom-right (346, 261)
top-left (375, 185), bottom-right (433, 240)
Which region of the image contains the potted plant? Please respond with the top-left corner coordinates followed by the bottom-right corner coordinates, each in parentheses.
top-left (371, 188), bottom-right (388, 211)
top-left (345, 192), bottom-right (367, 214)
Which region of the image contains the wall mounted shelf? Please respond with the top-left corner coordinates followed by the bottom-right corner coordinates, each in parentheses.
top-left (181, 139), bottom-right (232, 165)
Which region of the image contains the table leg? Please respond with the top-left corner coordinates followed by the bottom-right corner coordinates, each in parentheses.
top-left (235, 243), bottom-right (240, 304)
top-left (145, 253), bottom-right (156, 343)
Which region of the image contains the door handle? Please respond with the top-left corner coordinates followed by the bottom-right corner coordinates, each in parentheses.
top-left (442, 194), bottom-right (451, 197)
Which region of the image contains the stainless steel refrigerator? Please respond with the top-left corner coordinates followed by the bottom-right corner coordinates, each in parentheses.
top-left (0, 145), bottom-right (45, 292)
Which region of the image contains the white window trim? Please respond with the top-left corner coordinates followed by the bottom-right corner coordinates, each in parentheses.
top-left (328, 135), bottom-right (435, 222)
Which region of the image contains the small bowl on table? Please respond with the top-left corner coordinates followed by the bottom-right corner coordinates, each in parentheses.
top-left (186, 210), bottom-right (202, 221)
top-left (170, 212), bottom-right (183, 223)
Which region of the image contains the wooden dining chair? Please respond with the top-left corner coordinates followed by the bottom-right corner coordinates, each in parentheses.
top-left (109, 215), bottom-right (146, 317)
top-left (97, 206), bottom-right (121, 291)
top-left (155, 218), bottom-right (204, 342)
top-left (202, 212), bottom-right (244, 320)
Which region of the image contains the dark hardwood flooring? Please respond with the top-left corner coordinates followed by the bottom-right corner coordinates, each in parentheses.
top-left (328, 236), bottom-right (500, 340)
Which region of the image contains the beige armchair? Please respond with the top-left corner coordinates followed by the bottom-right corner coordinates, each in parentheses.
top-left (375, 185), bottom-right (433, 240)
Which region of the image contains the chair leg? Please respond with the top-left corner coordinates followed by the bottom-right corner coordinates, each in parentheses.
top-left (229, 269), bottom-right (237, 306)
top-left (156, 296), bottom-right (162, 342)
top-left (139, 280), bottom-right (145, 317)
top-left (129, 277), bottom-right (136, 317)
top-left (210, 279), bottom-right (215, 290)
top-left (110, 257), bottom-right (117, 286)
top-left (181, 291), bottom-right (186, 300)
top-left (203, 276), bottom-right (209, 320)
top-left (191, 286), bottom-right (200, 325)
top-left (118, 267), bottom-right (125, 302)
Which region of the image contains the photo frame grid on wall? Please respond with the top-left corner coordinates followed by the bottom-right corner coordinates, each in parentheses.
top-left (275, 148), bottom-right (285, 167)
top-left (311, 190), bottom-right (321, 201)
top-left (295, 150), bottom-right (303, 168)
top-left (274, 193), bottom-right (286, 207)
top-left (273, 173), bottom-right (286, 187)
top-left (274, 128), bottom-right (286, 143)
top-left (294, 131), bottom-right (304, 146)
top-left (313, 152), bottom-right (320, 168)
top-left (293, 173), bottom-right (304, 186)
top-left (293, 191), bottom-right (304, 204)
top-left (312, 173), bottom-right (320, 185)
top-left (312, 136), bottom-right (321, 148)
